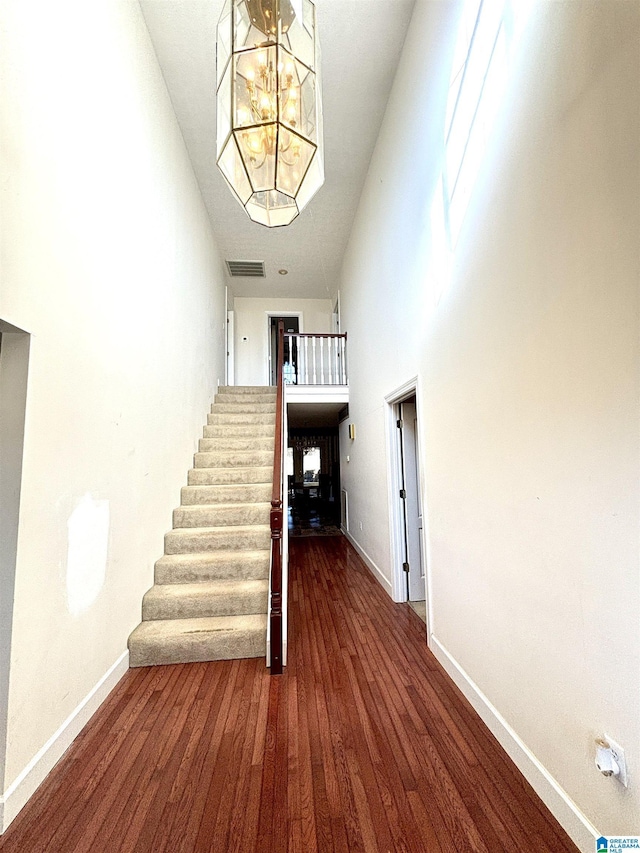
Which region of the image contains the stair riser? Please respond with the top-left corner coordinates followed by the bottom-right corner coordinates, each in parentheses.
top-left (217, 386), bottom-right (274, 395)
top-left (180, 484), bottom-right (272, 505)
top-left (173, 504), bottom-right (270, 528)
top-left (207, 413), bottom-right (275, 425)
top-left (129, 630), bottom-right (266, 667)
top-left (187, 467), bottom-right (273, 485)
top-left (198, 438), bottom-right (274, 452)
top-left (203, 425), bottom-right (275, 438)
top-left (212, 403), bottom-right (276, 414)
top-left (194, 451), bottom-right (274, 469)
top-left (142, 590), bottom-right (269, 620)
top-left (214, 394), bottom-right (276, 405)
top-left (165, 528), bottom-right (271, 554)
top-left (155, 554), bottom-right (270, 584)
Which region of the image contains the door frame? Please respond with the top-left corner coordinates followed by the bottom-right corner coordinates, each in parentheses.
top-left (265, 312), bottom-right (303, 385)
top-left (226, 309), bottom-right (235, 386)
top-left (385, 378), bottom-right (431, 633)
top-left (0, 320), bottom-right (31, 792)
top-left (225, 284), bottom-right (235, 387)
top-left (332, 291), bottom-right (341, 334)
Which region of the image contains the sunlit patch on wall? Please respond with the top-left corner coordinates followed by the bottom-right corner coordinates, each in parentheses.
top-left (426, 175), bottom-right (453, 309)
top-left (427, 0), bottom-right (535, 306)
top-left (66, 494), bottom-right (109, 616)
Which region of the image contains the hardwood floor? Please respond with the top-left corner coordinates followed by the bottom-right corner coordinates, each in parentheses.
top-left (0, 536), bottom-right (579, 853)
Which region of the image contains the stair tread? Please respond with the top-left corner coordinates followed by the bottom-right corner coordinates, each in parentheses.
top-left (207, 410), bottom-right (275, 416)
top-left (195, 450), bottom-right (274, 455)
top-left (156, 550), bottom-right (269, 566)
top-left (128, 615), bottom-right (267, 666)
top-left (142, 579), bottom-right (269, 618)
top-left (215, 394), bottom-right (276, 401)
top-left (212, 403), bottom-right (275, 409)
top-left (204, 424), bottom-right (275, 429)
top-left (169, 523), bottom-right (271, 534)
top-left (207, 416), bottom-right (276, 425)
top-left (173, 504), bottom-right (271, 528)
top-left (194, 451), bottom-right (274, 469)
top-left (200, 438), bottom-right (274, 443)
top-left (181, 483), bottom-right (271, 489)
top-left (187, 468), bottom-right (273, 485)
top-left (188, 466), bottom-right (273, 471)
top-left (164, 526), bottom-right (270, 554)
top-left (218, 386), bottom-right (275, 392)
top-left (176, 501), bottom-right (272, 511)
top-left (180, 485), bottom-right (272, 505)
top-left (155, 550), bottom-right (270, 584)
top-left (146, 579), bottom-right (268, 597)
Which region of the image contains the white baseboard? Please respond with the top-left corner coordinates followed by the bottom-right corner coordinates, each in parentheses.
top-left (343, 530), bottom-right (393, 598)
top-left (0, 650), bottom-right (129, 833)
top-left (429, 636), bottom-right (598, 853)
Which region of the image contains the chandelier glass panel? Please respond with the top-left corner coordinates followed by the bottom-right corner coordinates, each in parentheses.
top-left (216, 0), bottom-right (324, 227)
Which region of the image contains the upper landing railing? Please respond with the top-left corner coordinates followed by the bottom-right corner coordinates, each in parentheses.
top-left (283, 333), bottom-right (347, 386)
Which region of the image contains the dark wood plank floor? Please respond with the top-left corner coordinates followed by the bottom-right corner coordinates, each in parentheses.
top-left (0, 536), bottom-right (579, 853)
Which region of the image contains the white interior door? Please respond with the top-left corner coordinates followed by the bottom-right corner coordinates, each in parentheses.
top-left (399, 399), bottom-right (424, 601)
top-left (268, 315), bottom-right (300, 385)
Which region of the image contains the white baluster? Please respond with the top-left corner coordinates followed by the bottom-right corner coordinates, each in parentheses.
top-left (334, 337), bottom-right (338, 385)
top-left (304, 337), bottom-right (309, 384)
top-left (282, 335), bottom-right (291, 382)
top-left (288, 334), bottom-right (293, 383)
top-left (328, 337), bottom-right (333, 385)
top-left (319, 337), bottom-right (324, 384)
top-left (341, 337), bottom-right (347, 384)
top-left (312, 337), bottom-right (317, 384)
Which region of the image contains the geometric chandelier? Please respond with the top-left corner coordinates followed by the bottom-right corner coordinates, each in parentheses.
top-left (216, 0), bottom-right (324, 227)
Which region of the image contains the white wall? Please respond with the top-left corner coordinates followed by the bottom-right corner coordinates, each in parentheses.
top-left (0, 0), bottom-right (225, 828)
top-left (233, 296), bottom-right (332, 385)
top-left (339, 1), bottom-right (639, 848)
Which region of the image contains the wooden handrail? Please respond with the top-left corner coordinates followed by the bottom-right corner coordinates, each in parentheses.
top-left (290, 332), bottom-right (347, 339)
top-left (269, 320), bottom-right (285, 674)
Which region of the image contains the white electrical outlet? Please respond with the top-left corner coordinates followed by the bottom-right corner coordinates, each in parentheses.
top-left (606, 734), bottom-right (628, 788)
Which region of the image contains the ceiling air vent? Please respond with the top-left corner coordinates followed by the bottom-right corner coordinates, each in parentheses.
top-left (226, 260), bottom-right (265, 278)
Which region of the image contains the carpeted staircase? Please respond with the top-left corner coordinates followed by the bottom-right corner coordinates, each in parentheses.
top-left (128, 386), bottom-right (276, 667)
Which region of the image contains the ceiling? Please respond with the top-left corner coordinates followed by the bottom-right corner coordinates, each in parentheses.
top-left (288, 401), bottom-right (345, 428)
top-left (140, 0), bottom-right (416, 301)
